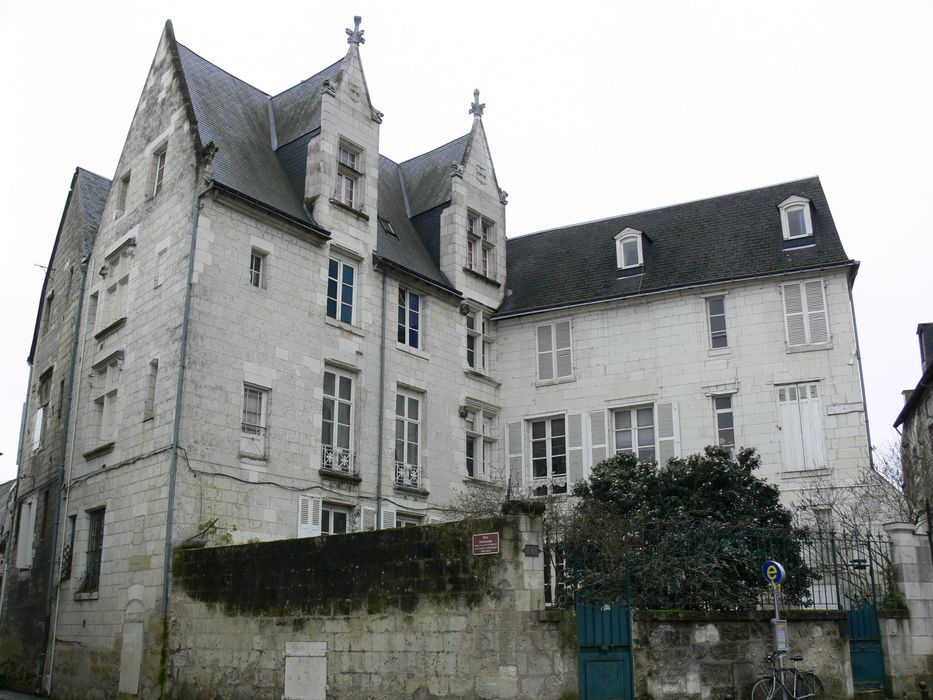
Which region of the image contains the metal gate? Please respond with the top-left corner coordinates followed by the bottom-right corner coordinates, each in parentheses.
top-left (576, 602), bottom-right (633, 700)
top-left (848, 602), bottom-right (884, 691)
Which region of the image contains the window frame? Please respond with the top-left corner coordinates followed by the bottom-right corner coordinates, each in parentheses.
top-left (15, 495), bottom-right (37, 569)
top-left (397, 287), bottom-right (422, 349)
top-left (713, 395), bottom-right (735, 449)
top-left (612, 405), bottom-right (657, 462)
top-left (394, 389), bottom-right (422, 488)
top-left (321, 504), bottom-right (351, 536)
top-left (240, 383), bottom-right (269, 460)
top-left (466, 211), bottom-right (496, 278)
top-left (249, 249), bottom-right (266, 289)
top-left (152, 146), bottom-right (167, 196)
top-left (706, 296), bottom-right (728, 349)
top-left (536, 320), bottom-right (573, 382)
top-left (465, 409), bottom-right (496, 480)
top-left (335, 141), bottom-right (363, 209)
top-left (778, 195), bottom-right (813, 240)
top-left (529, 415), bottom-right (567, 485)
top-left (326, 257), bottom-right (356, 325)
top-left (614, 228), bottom-right (644, 269)
top-left (776, 381), bottom-right (826, 471)
top-left (321, 368), bottom-right (355, 475)
top-left (34, 370), bottom-right (52, 450)
top-left (466, 310), bottom-right (493, 372)
top-left (84, 507), bottom-right (106, 593)
top-left (91, 358), bottom-right (120, 447)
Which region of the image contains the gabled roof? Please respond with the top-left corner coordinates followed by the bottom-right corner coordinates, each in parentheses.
top-left (497, 177), bottom-right (855, 318)
top-left (398, 135), bottom-right (469, 217)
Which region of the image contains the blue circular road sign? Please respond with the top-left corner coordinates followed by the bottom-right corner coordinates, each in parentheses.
top-left (762, 560), bottom-right (785, 584)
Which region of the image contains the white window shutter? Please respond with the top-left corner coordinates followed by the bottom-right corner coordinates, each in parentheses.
top-left (783, 283), bottom-right (807, 346)
top-left (799, 383), bottom-right (826, 469)
top-left (777, 387), bottom-right (805, 470)
top-left (656, 402), bottom-right (679, 465)
top-left (588, 410), bottom-right (607, 470)
top-left (33, 406), bottom-right (44, 450)
top-left (566, 413), bottom-right (584, 484)
top-left (381, 506), bottom-right (396, 530)
top-left (536, 326), bottom-right (554, 381)
top-left (361, 506), bottom-right (377, 531)
top-left (804, 281), bottom-right (829, 344)
top-left (554, 321), bottom-right (573, 378)
top-left (297, 495), bottom-right (321, 538)
top-left (507, 421), bottom-right (524, 488)
top-left (16, 496), bottom-right (37, 568)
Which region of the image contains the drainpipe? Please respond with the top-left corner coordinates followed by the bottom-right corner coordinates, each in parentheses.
top-left (846, 270), bottom-right (873, 468)
top-left (162, 181), bottom-right (214, 623)
top-left (376, 268), bottom-right (387, 528)
top-left (36, 252), bottom-right (91, 694)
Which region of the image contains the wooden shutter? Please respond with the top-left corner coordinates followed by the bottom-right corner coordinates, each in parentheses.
top-left (656, 402), bottom-right (680, 465)
top-left (777, 386), bottom-right (805, 470)
top-left (783, 283), bottom-right (807, 346)
top-left (361, 506), bottom-right (377, 531)
top-left (804, 281), bottom-right (829, 344)
top-left (799, 383), bottom-right (826, 469)
top-left (566, 413), bottom-right (584, 484)
top-left (16, 495), bottom-right (37, 568)
top-left (297, 495), bottom-right (321, 538)
top-left (536, 326), bottom-right (554, 380)
top-left (381, 506), bottom-right (396, 530)
top-left (589, 410), bottom-right (607, 470)
top-left (554, 321), bottom-right (573, 378)
top-left (507, 421), bottom-right (524, 488)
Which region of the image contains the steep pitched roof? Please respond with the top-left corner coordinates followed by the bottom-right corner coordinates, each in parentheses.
top-left (398, 135), bottom-right (469, 217)
top-left (497, 177), bottom-right (854, 318)
top-left (270, 60), bottom-right (343, 147)
top-left (375, 156), bottom-right (456, 294)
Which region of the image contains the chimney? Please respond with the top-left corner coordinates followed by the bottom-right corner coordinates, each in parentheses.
top-left (918, 323), bottom-right (933, 372)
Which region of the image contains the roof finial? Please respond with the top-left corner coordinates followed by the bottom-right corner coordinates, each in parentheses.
top-left (469, 88), bottom-right (485, 117)
top-left (346, 16), bottom-right (365, 45)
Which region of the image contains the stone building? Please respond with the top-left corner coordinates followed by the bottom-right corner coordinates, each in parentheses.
top-left (1, 18), bottom-right (873, 697)
top-left (895, 323), bottom-right (933, 529)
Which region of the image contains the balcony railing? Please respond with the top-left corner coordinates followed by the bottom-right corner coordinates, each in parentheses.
top-left (239, 424), bottom-right (266, 459)
top-left (321, 445), bottom-right (356, 475)
top-left (395, 461), bottom-right (421, 488)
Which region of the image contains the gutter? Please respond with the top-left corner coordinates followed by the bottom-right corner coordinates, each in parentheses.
top-left (38, 251), bottom-right (90, 693)
top-left (371, 252), bottom-right (461, 300)
top-left (210, 181), bottom-right (331, 239)
top-left (493, 260), bottom-right (858, 321)
top-left (162, 181), bottom-right (215, 624)
top-left (376, 270), bottom-right (387, 527)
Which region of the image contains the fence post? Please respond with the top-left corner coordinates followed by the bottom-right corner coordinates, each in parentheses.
top-left (866, 531), bottom-right (879, 609)
top-left (919, 680), bottom-right (929, 700)
top-left (830, 530), bottom-right (843, 610)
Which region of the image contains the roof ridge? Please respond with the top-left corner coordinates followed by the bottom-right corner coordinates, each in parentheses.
top-left (398, 133), bottom-right (470, 166)
top-left (511, 176), bottom-right (823, 241)
top-left (176, 41), bottom-right (271, 97)
top-left (75, 167), bottom-right (112, 185)
top-left (271, 58), bottom-right (344, 102)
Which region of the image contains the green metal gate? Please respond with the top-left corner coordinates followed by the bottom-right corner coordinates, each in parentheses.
top-left (576, 602), bottom-right (633, 700)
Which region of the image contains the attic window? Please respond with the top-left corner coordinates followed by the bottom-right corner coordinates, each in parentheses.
top-left (779, 196), bottom-right (813, 240)
top-left (614, 228), bottom-right (644, 270)
top-left (335, 140), bottom-right (363, 210)
top-left (378, 217), bottom-right (398, 239)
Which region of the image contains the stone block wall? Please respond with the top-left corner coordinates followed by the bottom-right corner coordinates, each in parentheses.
top-left (633, 610), bottom-right (852, 699)
top-left (168, 515), bottom-right (577, 700)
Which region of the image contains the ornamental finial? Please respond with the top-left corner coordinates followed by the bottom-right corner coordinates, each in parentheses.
top-left (346, 16), bottom-right (365, 45)
top-left (469, 88), bottom-right (485, 117)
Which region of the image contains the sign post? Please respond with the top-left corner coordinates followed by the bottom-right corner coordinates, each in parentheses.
top-left (763, 560), bottom-right (788, 699)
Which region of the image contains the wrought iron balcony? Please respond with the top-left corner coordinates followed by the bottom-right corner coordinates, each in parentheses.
top-left (321, 445), bottom-right (356, 475)
top-left (394, 461), bottom-right (421, 488)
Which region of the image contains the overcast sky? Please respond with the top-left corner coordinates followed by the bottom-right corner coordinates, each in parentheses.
top-left (1, 1), bottom-right (930, 483)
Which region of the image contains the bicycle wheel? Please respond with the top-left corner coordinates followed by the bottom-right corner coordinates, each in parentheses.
top-left (751, 677), bottom-right (776, 699)
top-left (795, 671), bottom-right (824, 699)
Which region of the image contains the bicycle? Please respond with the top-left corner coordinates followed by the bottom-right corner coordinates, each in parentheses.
top-left (751, 650), bottom-right (824, 699)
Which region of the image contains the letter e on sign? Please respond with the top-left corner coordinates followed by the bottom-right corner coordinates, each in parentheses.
top-left (472, 532), bottom-right (500, 556)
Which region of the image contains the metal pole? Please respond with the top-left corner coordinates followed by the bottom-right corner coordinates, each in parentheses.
top-left (866, 531), bottom-right (879, 610)
top-left (830, 530), bottom-right (842, 610)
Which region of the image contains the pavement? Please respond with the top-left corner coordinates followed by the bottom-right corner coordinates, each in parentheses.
top-left (0, 691), bottom-right (45, 699)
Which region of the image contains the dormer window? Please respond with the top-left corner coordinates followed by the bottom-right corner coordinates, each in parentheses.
top-left (779, 196), bottom-right (813, 240)
top-left (335, 140), bottom-right (363, 210)
top-left (614, 228), bottom-right (643, 269)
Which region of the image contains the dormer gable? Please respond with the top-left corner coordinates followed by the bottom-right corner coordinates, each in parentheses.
top-left (778, 195), bottom-right (813, 242)
top-left (614, 227), bottom-right (644, 271)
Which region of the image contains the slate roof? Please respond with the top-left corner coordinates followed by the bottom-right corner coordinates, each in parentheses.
top-left (399, 135), bottom-right (469, 217)
top-left (496, 177), bottom-right (855, 318)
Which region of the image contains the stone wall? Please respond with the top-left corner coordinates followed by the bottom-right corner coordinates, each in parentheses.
top-left (633, 610), bottom-right (852, 699)
top-left (168, 515), bottom-right (577, 700)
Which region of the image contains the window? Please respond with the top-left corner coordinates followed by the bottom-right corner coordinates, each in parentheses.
top-left (154, 247), bottom-right (168, 288)
top-left (466, 311), bottom-right (492, 372)
top-left (240, 384), bottom-right (268, 459)
top-left (143, 359), bottom-right (158, 421)
top-left (249, 250), bottom-right (266, 288)
top-left (335, 142), bottom-right (362, 209)
top-left (713, 396), bottom-right (735, 449)
top-left (321, 369), bottom-right (354, 474)
top-left (33, 370), bottom-right (52, 450)
top-left (394, 390), bottom-right (421, 487)
top-left (530, 417), bottom-right (567, 488)
top-left (783, 280), bottom-right (829, 347)
top-left (326, 257), bottom-right (355, 324)
top-left (99, 256), bottom-right (130, 331)
top-left (91, 358), bottom-right (120, 446)
top-left (43, 293), bottom-right (54, 335)
top-left (153, 147), bottom-right (167, 196)
top-left (61, 514), bottom-right (76, 581)
top-left (613, 406), bottom-right (656, 461)
top-left (15, 495), bottom-right (37, 569)
top-left (321, 505), bottom-right (350, 535)
top-left (87, 291), bottom-right (98, 331)
top-left (397, 288), bottom-right (421, 349)
top-left (465, 410), bottom-right (495, 479)
top-left (777, 383), bottom-right (826, 471)
top-left (397, 515), bottom-right (421, 527)
top-left (84, 508), bottom-right (105, 592)
top-left (707, 297), bottom-right (728, 349)
top-left (536, 320), bottom-right (572, 381)
top-left (466, 212), bottom-right (495, 278)
top-left (614, 228), bottom-right (643, 269)
top-left (115, 172), bottom-right (130, 218)
top-left (778, 196), bottom-right (813, 240)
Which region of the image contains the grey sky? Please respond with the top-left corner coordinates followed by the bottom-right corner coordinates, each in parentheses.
top-left (1, 1), bottom-right (930, 482)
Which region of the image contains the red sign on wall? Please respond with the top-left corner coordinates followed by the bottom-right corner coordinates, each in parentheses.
top-left (472, 532), bottom-right (500, 556)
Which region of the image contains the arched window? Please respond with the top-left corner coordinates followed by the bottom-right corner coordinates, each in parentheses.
top-left (778, 195), bottom-right (813, 240)
top-left (614, 228), bottom-right (643, 269)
